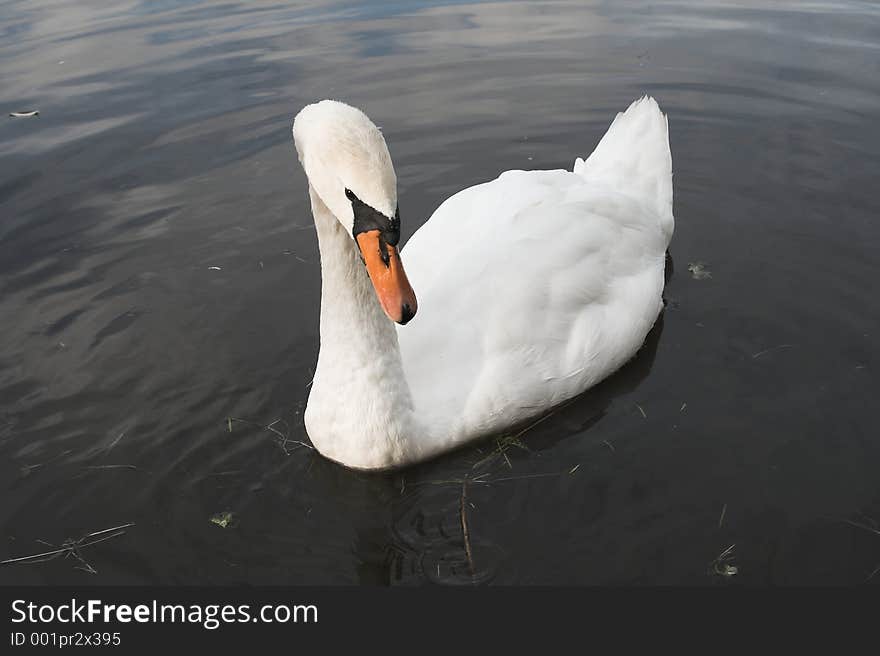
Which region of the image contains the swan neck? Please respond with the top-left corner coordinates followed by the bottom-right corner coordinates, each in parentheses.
top-left (306, 187), bottom-right (419, 468)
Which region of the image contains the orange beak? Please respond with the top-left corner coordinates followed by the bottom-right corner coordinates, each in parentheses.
top-left (355, 229), bottom-right (418, 325)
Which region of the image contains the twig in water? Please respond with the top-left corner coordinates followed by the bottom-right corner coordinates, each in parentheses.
top-left (836, 516), bottom-right (880, 582)
top-left (511, 397), bottom-right (578, 441)
top-left (1, 523), bottom-right (135, 570)
top-left (487, 471), bottom-right (570, 484)
top-left (569, 464), bottom-right (580, 474)
top-left (474, 397), bottom-right (582, 469)
top-left (264, 419), bottom-right (289, 448)
top-left (752, 344), bottom-right (795, 359)
top-left (106, 431), bottom-right (126, 452)
top-left (227, 417), bottom-right (314, 455)
top-left (472, 434), bottom-right (527, 470)
top-left (636, 403), bottom-right (647, 419)
top-left (68, 547), bottom-right (97, 574)
top-left (841, 518), bottom-right (880, 537)
top-left (207, 470), bottom-right (242, 477)
top-left (602, 440), bottom-right (615, 453)
top-left (20, 463), bottom-right (43, 477)
top-left (422, 470), bottom-right (569, 487)
top-left (419, 472), bottom-right (491, 487)
top-left (460, 478), bottom-right (475, 577)
top-left (719, 504), bottom-right (727, 528)
top-left (84, 464), bottom-right (138, 471)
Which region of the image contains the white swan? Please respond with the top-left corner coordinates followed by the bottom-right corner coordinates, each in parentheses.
top-left (292, 96), bottom-right (673, 470)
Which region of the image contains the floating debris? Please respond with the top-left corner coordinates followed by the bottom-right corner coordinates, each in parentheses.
top-left (752, 344), bottom-right (795, 359)
top-left (471, 434), bottom-right (528, 470)
top-left (1, 523), bottom-right (134, 573)
top-left (709, 543), bottom-right (738, 578)
top-left (9, 110), bottom-right (39, 118)
top-left (84, 464), bottom-right (138, 471)
top-left (106, 430), bottom-right (126, 452)
top-left (210, 512), bottom-right (234, 529)
top-left (687, 262), bottom-right (712, 280)
top-left (841, 517), bottom-right (880, 537)
top-left (19, 463), bottom-right (43, 478)
top-left (635, 403), bottom-right (647, 419)
top-left (459, 479), bottom-right (475, 577)
top-left (227, 416), bottom-right (313, 455)
top-left (208, 266), bottom-right (222, 271)
top-left (719, 504), bottom-right (727, 528)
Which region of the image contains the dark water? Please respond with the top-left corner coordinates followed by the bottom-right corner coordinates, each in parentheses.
top-left (1, 0), bottom-right (878, 585)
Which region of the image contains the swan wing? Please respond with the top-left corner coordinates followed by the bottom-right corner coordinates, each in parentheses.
top-left (398, 97), bottom-right (673, 446)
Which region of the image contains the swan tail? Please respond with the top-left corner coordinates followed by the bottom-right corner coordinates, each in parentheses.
top-left (574, 96), bottom-right (673, 234)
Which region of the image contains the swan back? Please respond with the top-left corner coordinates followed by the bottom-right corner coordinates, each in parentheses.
top-left (397, 96), bottom-right (674, 452)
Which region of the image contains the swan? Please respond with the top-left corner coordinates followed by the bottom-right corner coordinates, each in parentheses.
top-left (291, 96), bottom-right (673, 470)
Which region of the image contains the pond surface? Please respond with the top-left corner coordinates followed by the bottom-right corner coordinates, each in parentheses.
top-left (1, 0), bottom-right (878, 585)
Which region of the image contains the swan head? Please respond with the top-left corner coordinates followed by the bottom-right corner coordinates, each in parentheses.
top-left (292, 100), bottom-right (417, 325)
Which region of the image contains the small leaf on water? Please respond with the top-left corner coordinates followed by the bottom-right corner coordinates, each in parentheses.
top-left (210, 512), bottom-right (234, 528)
top-left (687, 262), bottom-right (712, 280)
